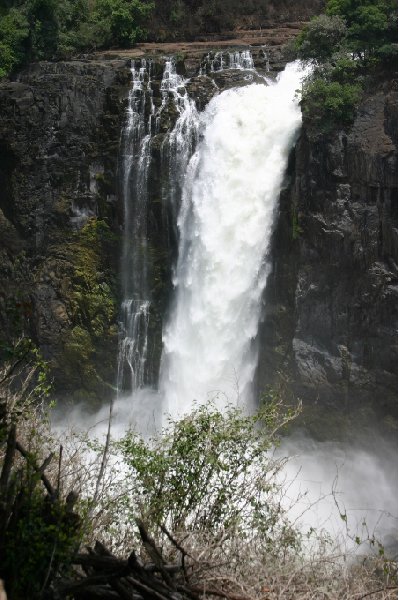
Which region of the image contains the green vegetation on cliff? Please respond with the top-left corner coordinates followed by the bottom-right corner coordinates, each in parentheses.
top-left (297, 0), bottom-right (397, 132)
top-left (60, 218), bottom-right (119, 403)
top-left (0, 0), bottom-right (154, 76)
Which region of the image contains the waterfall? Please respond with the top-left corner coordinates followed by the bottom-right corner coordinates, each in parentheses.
top-left (118, 58), bottom-right (199, 395)
top-left (160, 59), bottom-right (200, 235)
top-left (228, 50), bottom-right (254, 70)
top-left (200, 50), bottom-right (255, 74)
top-left (117, 54), bottom-right (306, 422)
top-left (160, 62), bottom-right (305, 419)
top-left (117, 59), bottom-right (155, 393)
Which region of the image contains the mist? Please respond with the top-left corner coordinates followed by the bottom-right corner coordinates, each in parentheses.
top-left (278, 431), bottom-right (398, 557)
top-left (52, 390), bottom-right (398, 560)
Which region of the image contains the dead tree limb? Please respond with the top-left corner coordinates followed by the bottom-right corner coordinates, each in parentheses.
top-left (0, 425), bottom-right (16, 494)
top-left (15, 440), bottom-right (56, 497)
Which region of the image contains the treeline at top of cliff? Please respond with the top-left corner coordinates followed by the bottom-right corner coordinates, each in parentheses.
top-left (295, 0), bottom-right (397, 133)
top-left (0, 0), bottom-right (323, 77)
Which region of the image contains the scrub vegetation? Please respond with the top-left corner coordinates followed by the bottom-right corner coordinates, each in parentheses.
top-left (296, 0), bottom-right (397, 132)
top-left (0, 0), bottom-right (155, 77)
top-left (0, 359), bottom-right (397, 599)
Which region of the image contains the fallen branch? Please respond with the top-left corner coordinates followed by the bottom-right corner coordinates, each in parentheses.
top-left (357, 587), bottom-right (398, 599)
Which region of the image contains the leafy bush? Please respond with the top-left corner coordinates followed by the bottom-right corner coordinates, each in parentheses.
top-left (118, 400), bottom-right (300, 546)
top-left (302, 77), bottom-right (362, 133)
top-left (296, 14), bottom-right (348, 60)
top-left (27, 0), bottom-right (60, 60)
top-left (326, 0), bottom-right (397, 58)
top-left (0, 8), bottom-right (29, 77)
top-left (0, 372), bottom-right (397, 599)
top-left (297, 0), bottom-right (397, 133)
top-left (92, 0), bottom-right (154, 48)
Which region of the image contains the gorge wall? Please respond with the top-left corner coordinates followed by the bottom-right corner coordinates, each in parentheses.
top-left (0, 39), bottom-right (396, 428)
top-left (0, 60), bottom-right (131, 404)
top-left (258, 73), bottom-right (398, 436)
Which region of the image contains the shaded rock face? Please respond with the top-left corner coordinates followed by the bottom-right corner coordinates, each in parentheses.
top-left (0, 59), bottom-right (132, 404)
top-left (258, 80), bottom-right (397, 434)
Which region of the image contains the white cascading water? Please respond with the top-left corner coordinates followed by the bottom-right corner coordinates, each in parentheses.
top-left (118, 58), bottom-right (199, 394)
top-left (228, 50), bottom-right (254, 70)
top-left (161, 59), bottom-right (200, 230)
top-left (160, 62), bottom-right (306, 419)
top-left (117, 59), bottom-right (155, 393)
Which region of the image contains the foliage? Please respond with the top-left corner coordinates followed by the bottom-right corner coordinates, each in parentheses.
top-left (297, 0), bottom-right (397, 133)
top-left (292, 209), bottom-right (303, 240)
top-left (92, 0), bottom-right (154, 48)
top-left (302, 75), bottom-right (362, 132)
top-left (118, 400), bottom-right (300, 546)
top-left (139, 0), bottom-right (322, 40)
top-left (0, 365), bottom-right (397, 599)
top-left (327, 0), bottom-right (397, 59)
top-left (298, 0), bottom-right (398, 62)
top-left (0, 354), bottom-right (82, 599)
top-left (0, 0), bottom-right (155, 78)
top-left (296, 14), bottom-right (347, 61)
top-left (69, 219), bottom-right (117, 338)
top-left (61, 218), bottom-right (118, 400)
top-left (2, 487), bottom-right (80, 599)
top-left (0, 336), bottom-right (51, 443)
top-left (0, 8), bottom-right (29, 77)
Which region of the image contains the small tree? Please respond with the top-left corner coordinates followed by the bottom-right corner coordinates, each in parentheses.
top-left (296, 14), bottom-right (348, 61)
top-left (93, 0), bottom-right (154, 47)
top-left (118, 399), bottom-right (301, 552)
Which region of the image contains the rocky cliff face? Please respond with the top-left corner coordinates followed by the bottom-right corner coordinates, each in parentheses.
top-left (0, 46), bottom-right (397, 424)
top-left (258, 75), bottom-right (398, 436)
top-left (0, 59), bottom-right (132, 404)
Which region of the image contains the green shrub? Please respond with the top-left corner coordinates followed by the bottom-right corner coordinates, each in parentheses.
top-left (326, 0), bottom-right (397, 57)
top-left (301, 77), bottom-right (362, 133)
top-left (3, 488), bottom-right (81, 599)
top-left (296, 14), bottom-right (348, 61)
top-left (297, 0), bottom-right (396, 133)
top-left (0, 8), bottom-right (29, 77)
top-left (92, 0), bottom-right (154, 47)
top-left (118, 400), bottom-right (299, 548)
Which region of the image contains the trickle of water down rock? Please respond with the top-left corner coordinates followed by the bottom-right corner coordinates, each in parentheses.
top-left (118, 59), bottom-right (155, 393)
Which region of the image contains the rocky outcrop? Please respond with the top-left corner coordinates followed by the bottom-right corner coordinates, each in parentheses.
top-left (258, 76), bottom-right (398, 436)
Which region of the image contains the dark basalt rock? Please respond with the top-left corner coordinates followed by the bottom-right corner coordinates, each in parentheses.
top-left (0, 59), bottom-right (132, 404)
top-left (257, 79), bottom-right (398, 436)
